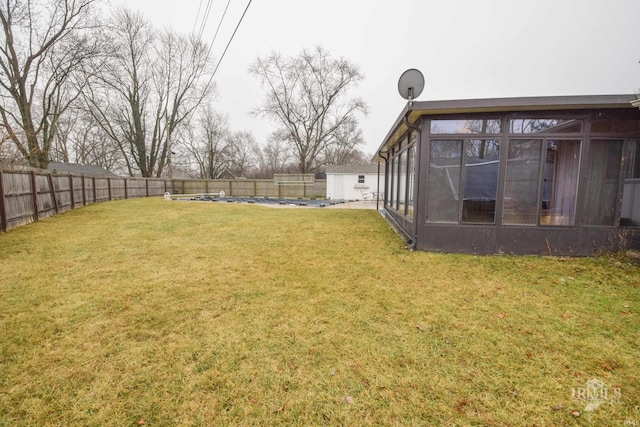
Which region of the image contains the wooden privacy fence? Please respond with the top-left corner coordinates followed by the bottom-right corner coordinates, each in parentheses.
top-left (0, 169), bottom-right (328, 232)
top-left (171, 178), bottom-right (327, 199)
top-left (0, 169), bottom-right (170, 232)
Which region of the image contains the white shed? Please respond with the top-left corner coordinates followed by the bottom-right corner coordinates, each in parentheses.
top-left (325, 164), bottom-right (384, 200)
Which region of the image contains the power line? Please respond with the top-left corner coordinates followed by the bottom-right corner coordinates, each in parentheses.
top-left (192, 0), bottom-right (204, 35)
top-left (193, 0), bottom-right (253, 94)
top-left (211, 0), bottom-right (253, 78)
top-left (205, 0), bottom-right (232, 62)
top-left (196, 0), bottom-right (214, 41)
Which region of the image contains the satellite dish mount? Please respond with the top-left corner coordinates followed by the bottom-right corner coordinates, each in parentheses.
top-left (397, 69), bottom-right (425, 107)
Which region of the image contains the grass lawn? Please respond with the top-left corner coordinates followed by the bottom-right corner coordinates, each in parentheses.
top-left (1, 198), bottom-right (639, 426)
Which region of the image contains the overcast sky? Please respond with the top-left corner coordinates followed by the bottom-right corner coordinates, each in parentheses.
top-left (114, 0), bottom-right (640, 156)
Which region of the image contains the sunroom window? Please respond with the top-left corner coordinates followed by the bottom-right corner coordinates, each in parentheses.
top-left (503, 139), bottom-right (542, 225)
top-left (503, 139), bottom-right (581, 226)
top-left (583, 140), bottom-right (623, 226)
top-left (509, 118), bottom-right (582, 134)
top-left (431, 119), bottom-right (501, 134)
top-left (541, 140), bottom-right (581, 226)
top-left (426, 139), bottom-right (500, 223)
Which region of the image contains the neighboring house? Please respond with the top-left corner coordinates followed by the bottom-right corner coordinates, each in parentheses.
top-left (48, 162), bottom-right (118, 177)
top-left (325, 164), bottom-right (384, 201)
top-left (216, 168), bottom-right (238, 179)
top-left (373, 94), bottom-right (640, 256)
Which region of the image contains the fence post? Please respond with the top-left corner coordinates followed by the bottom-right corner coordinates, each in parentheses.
top-left (107, 177), bottom-right (112, 201)
top-left (48, 173), bottom-right (59, 214)
top-left (81, 176), bottom-right (87, 205)
top-left (92, 177), bottom-right (97, 202)
top-left (30, 171), bottom-right (39, 222)
top-left (0, 170), bottom-right (7, 232)
top-left (145, 179), bottom-right (149, 197)
top-left (69, 175), bottom-right (75, 209)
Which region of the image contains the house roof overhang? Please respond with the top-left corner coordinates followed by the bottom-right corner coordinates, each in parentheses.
top-left (372, 94), bottom-right (639, 162)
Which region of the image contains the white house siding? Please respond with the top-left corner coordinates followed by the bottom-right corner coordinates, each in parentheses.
top-left (325, 165), bottom-right (385, 200)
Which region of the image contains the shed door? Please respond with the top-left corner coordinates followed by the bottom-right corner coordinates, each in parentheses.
top-left (334, 175), bottom-right (344, 199)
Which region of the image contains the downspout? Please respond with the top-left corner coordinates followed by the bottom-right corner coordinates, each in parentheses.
top-left (376, 154), bottom-right (388, 212)
top-left (403, 112), bottom-right (421, 251)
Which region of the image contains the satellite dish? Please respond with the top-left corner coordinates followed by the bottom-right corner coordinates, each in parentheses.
top-left (397, 69), bottom-right (425, 102)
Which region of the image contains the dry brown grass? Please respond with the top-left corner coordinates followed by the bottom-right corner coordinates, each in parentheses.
top-left (1, 198), bottom-right (639, 426)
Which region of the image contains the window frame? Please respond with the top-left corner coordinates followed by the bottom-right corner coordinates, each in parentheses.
top-left (384, 131), bottom-right (417, 219)
top-left (425, 137), bottom-right (501, 224)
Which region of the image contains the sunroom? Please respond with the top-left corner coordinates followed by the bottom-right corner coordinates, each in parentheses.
top-left (374, 95), bottom-right (640, 255)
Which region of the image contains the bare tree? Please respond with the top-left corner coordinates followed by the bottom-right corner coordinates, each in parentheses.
top-left (183, 107), bottom-right (232, 179)
top-left (0, 0), bottom-right (100, 168)
top-left (82, 8), bottom-right (151, 176)
top-left (84, 8), bottom-right (214, 177)
top-left (249, 46), bottom-right (367, 174)
top-left (51, 105), bottom-right (122, 170)
top-left (320, 118), bottom-right (367, 165)
top-left (252, 136), bottom-right (293, 178)
top-left (152, 29), bottom-right (215, 177)
top-left (0, 126), bottom-right (16, 162)
top-left (227, 130), bottom-right (255, 177)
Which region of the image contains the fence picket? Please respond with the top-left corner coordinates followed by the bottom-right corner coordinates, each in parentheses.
top-left (0, 170), bottom-right (7, 232)
top-left (30, 172), bottom-right (39, 222)
top-left (48, 174), bottom-right (59, 214)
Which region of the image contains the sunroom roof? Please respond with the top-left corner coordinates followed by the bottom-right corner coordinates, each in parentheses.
top-left (373, 94), bottom-right (639, 162)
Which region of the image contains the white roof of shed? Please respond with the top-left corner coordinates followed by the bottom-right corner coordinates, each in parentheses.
top-left (325, 164), bottom-right (381, 174)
